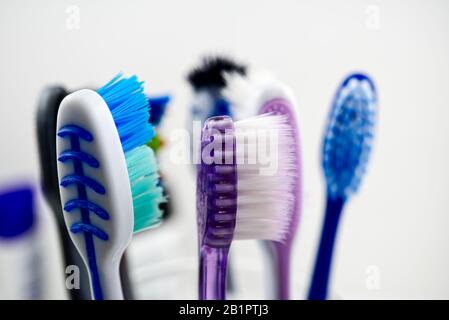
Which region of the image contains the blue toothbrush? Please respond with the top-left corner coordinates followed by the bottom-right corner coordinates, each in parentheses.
top-left (308, 73), bottom-right (377, 300)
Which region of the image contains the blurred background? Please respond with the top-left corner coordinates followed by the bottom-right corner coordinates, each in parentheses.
top-left (0, 0), bottom-right (448, 299)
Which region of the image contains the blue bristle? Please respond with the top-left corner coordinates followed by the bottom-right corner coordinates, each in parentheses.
top-left (97, 74), bottom-right (165, 231)
top-left (97, 73), bottom-right (155, 152)
top-left (322, 73), bottom-right (377, 199)
top-left (210, 97), bottom-right (232, 119)
top-left (147, 95), bottom-right (170, 126)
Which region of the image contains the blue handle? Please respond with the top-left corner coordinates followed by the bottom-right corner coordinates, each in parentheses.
top-left (308, 195), bottom-right (345, 300)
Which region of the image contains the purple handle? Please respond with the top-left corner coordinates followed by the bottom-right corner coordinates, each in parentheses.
top-left (197, 116), bottom-right (236, 300)
top-left (265, 241), bottom-right (293, 300)
top-left (199, 245), bottom-right (230, 300)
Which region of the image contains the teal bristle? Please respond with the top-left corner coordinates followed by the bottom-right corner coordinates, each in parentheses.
top-left (97, 73), bottom-right (165, 232)
top-left (126, 146), bottom-right (165, 231)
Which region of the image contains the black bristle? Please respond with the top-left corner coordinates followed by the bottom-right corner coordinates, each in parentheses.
top-left (187, 56), bottom-right (247, 90)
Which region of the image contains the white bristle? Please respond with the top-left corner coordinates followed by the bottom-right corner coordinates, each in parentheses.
top-left (222, 73), bottom-right (254, 106)
top-left (222, 70), bottom-right (297, 120)
top-left (233, 114), bottom-right (297, 242)
top-left (222, 70), bottom-right (272, 120)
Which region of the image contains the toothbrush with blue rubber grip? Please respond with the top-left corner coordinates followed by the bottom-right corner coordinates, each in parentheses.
top-left (37, 86), bottom-right (168, 299)
top-left (308, 73), bottom-right (377, 300)
top-left (56, 74), bottom-right (165, 300)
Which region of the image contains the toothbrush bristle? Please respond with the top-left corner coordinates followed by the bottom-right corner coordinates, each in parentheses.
top-left (126, 146), bottom-right (165, 231)
top-left (147, 95), bottom-right (170, 127)
top-left (323, 73), bottom-right (377, 199)
top-left (221, 72), bottom-right (256, 118)
top-left (97, 73), bottom-right (154, 153)
top-left (234, 114), bottom-right (297, 242)
top-left (187, 56), bottom-right (246, 90)
top-left (97, 74), bottom-right (165, 232)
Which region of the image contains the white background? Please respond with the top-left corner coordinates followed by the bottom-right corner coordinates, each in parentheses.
top-left (0, 0), bottom-right (448, 299)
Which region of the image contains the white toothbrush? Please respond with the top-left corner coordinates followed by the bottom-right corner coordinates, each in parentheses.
top-left (57, 74), bottom-right (164, 299)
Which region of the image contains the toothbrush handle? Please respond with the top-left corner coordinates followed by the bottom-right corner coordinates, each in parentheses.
top-left (308, 195), bottom-right (345, 300)
top-left (199, 245), bottom-right (229, 300)
top-left (56, 217), bottom-right (92, 299)
top-left (271, 241), bottom-right (292, 300)
top-left (94, 259), bottom-right (124, 300)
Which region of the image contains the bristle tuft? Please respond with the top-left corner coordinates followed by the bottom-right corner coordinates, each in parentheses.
top-left (234, 114), bottom-right (297, 242)
top-left (97, 74), bottom-right (165, 231)
top-left (187, 56), bottom-right (246, 90)
top-left (323, 74), bottom-right (376, 198)
top-left (221, 72), bottom-right (255, 113)
top-left (125, 145), bottom-right (165, 232)
top-left (97, 73), bottom-right (154, 152)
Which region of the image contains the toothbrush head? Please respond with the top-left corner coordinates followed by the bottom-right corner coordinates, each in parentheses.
top-left (96, 74), bottom-right (165, 231)
top-left (256, 88), bottom-right (301, 245)
top-left (197, 113), bottom-right (297, 247)
top-left (233, 114), bottom-right (297, 242)
top-left (198, 116), bottom-right (237, 248)
top-left (57, 74), bottom-right (165, 268)
top-left (322, 73), bottom-right (377, 200)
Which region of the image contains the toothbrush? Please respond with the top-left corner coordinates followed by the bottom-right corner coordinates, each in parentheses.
top-left (198, 113), bottom-right (298, 300)
top-left (190, 56), bottom-right (301, 299)
top-left (308, 73), bottom-right (377, 300)
top-left (222, 72), bottom-right (302, 300)
top-left (56, 74), bottom-right (165, 300)
top-left (36, 85), bottom-right (136, 300)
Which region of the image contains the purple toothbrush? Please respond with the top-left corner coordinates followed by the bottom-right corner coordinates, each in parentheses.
top-left (259, 96), bottom-right (301, 300)
top-left (197, 109), bottom-right (298, 300)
